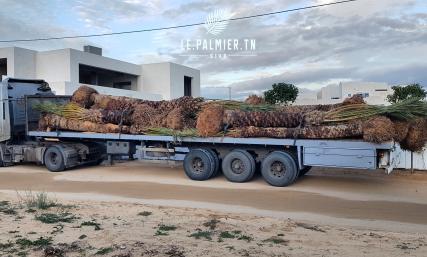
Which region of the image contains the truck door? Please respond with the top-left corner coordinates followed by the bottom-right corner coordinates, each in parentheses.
top-left (0, 79), bottom-right (11, 142)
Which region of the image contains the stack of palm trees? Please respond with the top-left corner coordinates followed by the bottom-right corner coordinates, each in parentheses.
top-left (36, 86), bottom-right (427, 152)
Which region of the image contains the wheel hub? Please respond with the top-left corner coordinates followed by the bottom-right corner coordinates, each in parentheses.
top-left (50, 152), bottom-right (58, 165)
top-left (192, 157), bottom-right (204, 173)
top-left (270, 161), bottom-right (286, 177)
top-left (231, 159), bottom-right (245, 174)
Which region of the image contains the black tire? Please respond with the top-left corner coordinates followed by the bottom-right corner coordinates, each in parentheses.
top-left (205, 149), bottom-right (220, 176)
top-left (221, 150), bottom-right (256, 183)
top-left (261, 151), bottom-right (298, 187)
top-left (44, 146), bottom-right (66, 172)
top-left (183, 149), bottom-right (215, 181)
top-left (299, 166), bottom-right (312, 177)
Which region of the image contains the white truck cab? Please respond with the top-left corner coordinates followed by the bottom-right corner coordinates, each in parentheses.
top-left (0, 78), bottom-right (11, 142)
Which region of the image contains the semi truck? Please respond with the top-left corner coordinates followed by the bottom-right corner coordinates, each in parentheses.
top-left (0, 78), bottom-right (398, 186)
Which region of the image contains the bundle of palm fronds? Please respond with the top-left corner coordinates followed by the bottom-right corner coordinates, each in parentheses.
top-left (35, 102), bottom-right (132, 124)
top-left (141, 127), bottom-right (198, 137)
top-left (323, 97), bottom-right (427, 123)
top-left (208, 100), bottom-right (277, 112)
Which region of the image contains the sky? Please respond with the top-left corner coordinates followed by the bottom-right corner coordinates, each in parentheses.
top-left (0, 0), bottom-right (426, 99)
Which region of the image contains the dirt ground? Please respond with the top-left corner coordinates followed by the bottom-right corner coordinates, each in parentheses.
top-left (0, 161), bottom-right (427, 256)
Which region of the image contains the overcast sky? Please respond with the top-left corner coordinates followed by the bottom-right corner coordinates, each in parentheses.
top-left (0, 0), bottom-right (426, 99)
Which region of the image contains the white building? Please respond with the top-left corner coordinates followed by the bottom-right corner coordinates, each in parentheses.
top-left (295, 81), bottom-right (392, 105)
top-left (0, 46), bottom-right (200, 100)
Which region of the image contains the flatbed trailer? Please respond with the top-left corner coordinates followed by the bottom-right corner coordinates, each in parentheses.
top-left (0, 78), bottom-right (398, 187)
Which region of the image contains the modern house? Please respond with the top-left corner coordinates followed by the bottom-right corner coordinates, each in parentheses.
top-left (295, 81), bottom-right (392, 105)
top-left (0, 46), bottom-right (201, 100)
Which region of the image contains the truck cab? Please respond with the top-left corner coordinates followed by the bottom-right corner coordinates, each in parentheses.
top-left (0, 78), bottom-right (103, 168)
top-left (0, 78), bottom-right (53, 142)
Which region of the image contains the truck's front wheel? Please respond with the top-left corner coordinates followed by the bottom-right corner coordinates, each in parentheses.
top-left (44, 146), bottom-right (66, 172)
top-left (183, 149), bottom-right (215, 181)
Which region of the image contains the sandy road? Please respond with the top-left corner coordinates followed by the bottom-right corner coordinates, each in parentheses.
top-left (1, 161), bottom-right (427, 233)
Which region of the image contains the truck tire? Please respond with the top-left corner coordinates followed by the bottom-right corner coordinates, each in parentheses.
top-left (183, 149), bottom-right (215, 181)
top-left (44, 146), bottom-right (66, 172)
top-left (261, 151), bottom-right (298, 187)
top-left (205, 149), bottom-right (220, 176)
top-left (221, 150), bottom-right (256, 183)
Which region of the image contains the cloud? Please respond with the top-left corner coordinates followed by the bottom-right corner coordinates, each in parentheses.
top-left (71, 0), bottom-right (163, 30)
top-left (0, 0), bottom-right (426, 101)
top-left (0, 2), bottom-right (91, 50)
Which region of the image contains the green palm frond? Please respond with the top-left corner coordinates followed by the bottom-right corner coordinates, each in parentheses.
top-left (324, 97), bottom-right (427, 122)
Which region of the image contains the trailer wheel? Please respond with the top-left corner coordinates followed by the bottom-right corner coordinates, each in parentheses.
top-left (205, 149), bottom-right (220, 176)
top-left (44, 146), bottom-right (66, 172)
top-left (183, 149), bottom-right (215, 181)
top-left (221, 150), bottom-right (256, 183)
top-left (261, 151), bottom-right (297, 187)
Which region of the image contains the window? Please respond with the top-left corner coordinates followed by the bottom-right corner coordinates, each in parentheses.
top-left (113, 81), bottom-right (131, 90)
top-left (184, 76), bottom-right (192, 96)
top-left (355, 92), bottom-right (369, 98)
top-left (331, 97), bottom-right (340, 100)
top-left (0, 58), bottom-right (7, 78)
top-left (375, 89), bottom-right (388, 92)
top-left (78, 64), bottom-right (136, 90)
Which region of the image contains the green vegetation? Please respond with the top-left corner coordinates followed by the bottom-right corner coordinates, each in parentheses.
top-left (154, 224), bottom-right (177, 236)
top-left (219, 231), bottom-right (236, 239)
top-left (154, 230), bottom-right (169, 236)
top-left (203, 219), bottom-right (220, 230)
top-left (237, 234), bottom-right (253, 242)
top-left (95, 247), bottom-right (113, 255)
top-left (324, 97), bottom-right (427, 122)
top-left (137, 211), bottom-right (152, 217)
top-left (264, 83), bottom-right (299, 105)
top-left (189, 230), bottom-right (213, 241)
top-left (0, 241), bottom-right (14, 250)
top-left (81, 220), bottom-right (102, 230)
top-left (35, 212), bottom-right (77, 224)
top-left (0, 201), bottom-right (17, 215)
top-left (387, 83), bottom-right (426, 103)
top-left (144, 128), bottom-right (198, 137)
top-left (15, 237), bottom-right (52, 248)
top-left (158, 224), bottom-right (177, 231)
top-left (18, 191), bottom-right (59, 210)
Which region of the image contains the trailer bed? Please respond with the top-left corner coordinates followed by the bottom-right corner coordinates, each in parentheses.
top-left (28, 130), bottom-right (393, 149)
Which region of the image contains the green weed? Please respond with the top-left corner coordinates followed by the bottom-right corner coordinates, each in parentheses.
top-left (16, 237), bottom-right (52, 249)
top-left (81, 221), bottom-right (102, 231)
top-left (138, 211), bottom-right (152, 217)
top-left (95, 247), bottom-right (113, 255)
top-left (35, 212), bottom-right (76, 224)
top-left (203, 219), bottom-right (220, 230)
top-left (189, 230), bottom-right (212, 240)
